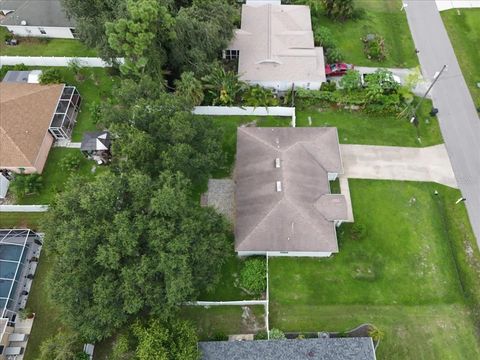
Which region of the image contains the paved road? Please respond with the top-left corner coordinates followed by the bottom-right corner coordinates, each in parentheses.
top-left (404, 0), bottom-right (480, 243)
top-left (341, 144), bottom-right (457, 188)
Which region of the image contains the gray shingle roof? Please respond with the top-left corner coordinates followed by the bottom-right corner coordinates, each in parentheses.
top-left (199, 338), bottom-right (376, 360)
top-left (234, 127), bottom-right (347, 253)
top-left (0, 0), bottom-right (74, 27)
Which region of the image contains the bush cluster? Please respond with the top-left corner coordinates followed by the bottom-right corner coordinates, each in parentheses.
top-left (240, 258), bottom-right (267, 296)
top-left (362, 34), bottom-right (386, 61)
top-left (314, 26), bottom-right (343, 63)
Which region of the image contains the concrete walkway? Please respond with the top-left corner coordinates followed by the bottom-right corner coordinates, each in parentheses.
top-left (339, 176), bottom-right (355, 222)
top-left (54, 140), bottom-right (81, 148)
top-left (340, 144), bottom-right (458, 188)
top-left (405, 0), bottom-right (480, 243)
top-left (0, 205), bottom-right (48, 212)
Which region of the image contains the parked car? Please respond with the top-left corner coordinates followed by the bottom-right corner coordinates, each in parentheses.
top-left (325, 63), bottom-right (354, 77)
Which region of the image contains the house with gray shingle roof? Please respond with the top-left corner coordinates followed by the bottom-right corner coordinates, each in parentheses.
top-left (199, 337), bottom-right (376, 360)
top-left (0, 0), bottom-right (76, 38)
top-left (234, 127), bottom-right (347, 257)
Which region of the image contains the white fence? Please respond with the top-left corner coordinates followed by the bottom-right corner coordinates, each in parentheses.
top-left (184, 300), bottom-right (268, 306)
top-left (0, 56), bottom-right (124, 67)
top-left (192, 106), bottom-right (296, 127)
top-left (436, 0), bottom-right (480, 11)
top-left (0, 205), bottom-right (49, 212)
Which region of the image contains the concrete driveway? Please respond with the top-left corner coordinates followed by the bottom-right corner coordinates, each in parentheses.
top-left (340, 144), bottom-right (458, 188)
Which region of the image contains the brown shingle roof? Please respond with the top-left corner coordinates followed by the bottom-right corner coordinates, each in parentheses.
top-left (0, 83), bottom-right (63, 169)
top-left (235, 127), bottom-right (347, 253)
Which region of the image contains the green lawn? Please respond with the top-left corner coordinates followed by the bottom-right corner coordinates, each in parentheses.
top-left (0, 212), bottom-right (45, 229)
top-left (441, 9), bottom-right (480, 106)
top-left (198, 255), bottom-right (256, 301)
top-left (18, 148), bottom-right (105, 205)
top-left (180, 305), bottom-right (266, 340)
top-left (313, 0), bottom-right (418, 67)
top-left (0, 27), bottom-right (96, 56)
top-left (269, 180), bottom-right (480, 359)
top-left (24, 251), bottom-right (65, 360)
top-left (296, 99), bottom-right (443, 147)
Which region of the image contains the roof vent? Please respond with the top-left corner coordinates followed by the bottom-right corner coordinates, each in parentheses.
top-left (20, 20), bottom-right (27, 26)
top-left (276, 181), bottom-right (282, 192)
top-left (275, 158), bottom-right (281, 168)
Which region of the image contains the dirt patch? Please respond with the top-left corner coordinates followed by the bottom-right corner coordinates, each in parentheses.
top-left (241, 306), bottom-right (264, 332)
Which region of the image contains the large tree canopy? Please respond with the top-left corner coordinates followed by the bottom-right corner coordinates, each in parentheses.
top-left (169, 0), bottom-right (236, 75)
top-left (101, 78), bottom-right (225, 181)
top-left (45, 171), bottom-right (230, 341)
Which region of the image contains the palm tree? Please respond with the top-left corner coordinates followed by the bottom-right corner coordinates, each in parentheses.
top-left (202, 65), bottom-right (247, 106)
top-left (175, 71), bottom-right (204, 106)
top-left (243, 85), bottom-right (279, 109)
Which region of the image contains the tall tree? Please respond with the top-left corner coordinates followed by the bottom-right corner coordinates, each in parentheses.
top-left (101, 79), bottom-right (224, 182)
top-left (44, 171), bottom-right (230, 341)
top-left (105, 0), bottom-right (174, 77)
top-left (322, 0), bottom-right (355, 21)
top-left (62, 0), bottom-right (127, 60)
top-left (133, 319), bottom-right (199, 360)
top-left (169, 0), bottom-right (236, 75)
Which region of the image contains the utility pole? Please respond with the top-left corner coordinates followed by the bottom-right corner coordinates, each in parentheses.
top-left (410, 64), bottom-right (447, 141)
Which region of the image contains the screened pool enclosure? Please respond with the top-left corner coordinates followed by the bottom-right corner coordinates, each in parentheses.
top-left (48, 86), bottom-right (81, 140)
top-left (0, 229), bottom-right (42, 324)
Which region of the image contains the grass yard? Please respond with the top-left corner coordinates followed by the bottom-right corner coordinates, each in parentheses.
top-left (180, 305), bottom-right (266, 340)
top-left (198, 255), bottom-right (257, 301)
top-left (0, 212), bottom-right (45, 229)
top-left (18, 148), bottom-right (106, 205)
top-left (312, 0), bottom-right (417, 67)
top-left (296, 99), bottom-right (443, 147)
top-left (0, 27), bottom-right (96, 56)
top-left (269, 180), bottom-right (480, 359)
top-left (441, 9), bottom-right (480, 106)
top-left (23, 252), bottom-right (65, 360)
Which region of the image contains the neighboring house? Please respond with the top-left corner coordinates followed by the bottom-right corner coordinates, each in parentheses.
top-left (0, 0), bottom-right (76, 39)
top-left (0, 229), bottom-right (42, 359)
top-left (225, 0), bottom-right (326, 91)
top-left (0, 81), bottom-right (81, 174)
top-left (235, 127), bottom-right (347, 257)
top-left (199, 337), bottom-right (376, 360)
top-left (81, 131), bottom-right (112, 165)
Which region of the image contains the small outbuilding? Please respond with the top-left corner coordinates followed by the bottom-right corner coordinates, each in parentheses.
top-left (80, 131), bottom-right (112, 165)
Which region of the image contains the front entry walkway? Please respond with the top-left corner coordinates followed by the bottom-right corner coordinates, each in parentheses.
top-left (340, 144), bottom-right (457, 188)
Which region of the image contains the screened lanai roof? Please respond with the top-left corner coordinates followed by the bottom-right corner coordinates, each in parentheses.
top-left (0, 229), bottom-right (37, 319)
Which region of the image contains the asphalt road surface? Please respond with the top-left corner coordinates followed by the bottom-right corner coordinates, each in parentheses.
top-left (404, 0), bottom-right (480, 243)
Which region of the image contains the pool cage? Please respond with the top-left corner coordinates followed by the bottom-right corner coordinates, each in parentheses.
top-left (0, 229), bottom-right (42, 326)
top-left (48, 85), bottom-right (81, 140)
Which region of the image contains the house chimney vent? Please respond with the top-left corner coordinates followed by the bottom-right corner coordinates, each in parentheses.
top-left (276, 181), bottom-right (282, 192)
top-left (275, 158), bottom-right (281, 168)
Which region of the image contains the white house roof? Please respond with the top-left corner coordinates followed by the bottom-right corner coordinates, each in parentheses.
top-left (228, 3), bottom-right (326, 84)
top-left (0, 0), bottom-right (74, 27)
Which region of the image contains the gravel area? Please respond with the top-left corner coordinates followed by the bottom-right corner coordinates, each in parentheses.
top-left (206, 179), bottom-right (235, 222)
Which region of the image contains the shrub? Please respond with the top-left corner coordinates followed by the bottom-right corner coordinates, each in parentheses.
top-left (240, 258), bottom-right (266, 296)
top-left (59, 152), bottom-right (84, 172)
top-left (368, 325), bottom-right (384, 342)
top-left (269, 328), bottom-right (286, 340)
top-left (362, 34), bottom-right (386, 61)
top-left (212, 332), bottom-right (228, 341)
top-left (325, 47), bottom-right (344, 63)
top-left (39, 68), bottom-right (64, 84)
top-left (320, 81), bottom-right (337, 92)
top-left (314, 26), bottom-right (335, 49)
top-left (339, 70), bottom-right (361, 92)
top-left (351, 223), bottom-right (367, 240)
top-left (10, 173), bottom-right (43, 198)
top-left (254, 331), bottom-right (268, 340)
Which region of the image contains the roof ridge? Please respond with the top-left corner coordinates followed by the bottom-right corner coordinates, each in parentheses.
top-left (238, 196), bottom-right (284, 248)
top-left (239, 127), bottom-right (280, 152)
top-left (0, 127), bottom-right (33, 167)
